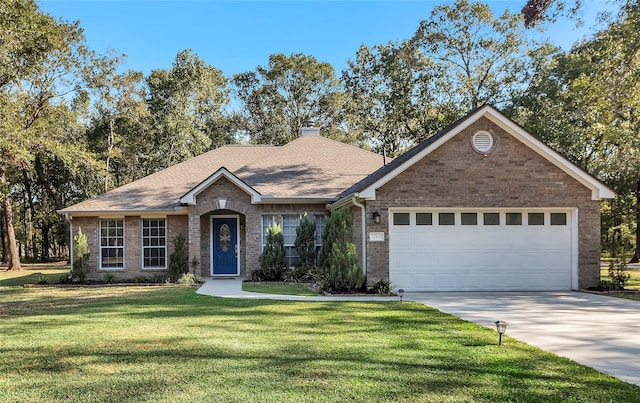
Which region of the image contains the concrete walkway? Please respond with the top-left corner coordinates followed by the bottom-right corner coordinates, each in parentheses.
top-left (197, 279), bottom-right (640, 386)
top-left (196, 277), bottom-right (398, 301)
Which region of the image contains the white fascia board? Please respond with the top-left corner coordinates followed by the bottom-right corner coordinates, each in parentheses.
top-left (359, 105), bottom-right (614, 201)
top-left (180, 167), bottom-right (261, 205)
top-left (329, 193), bottom-right (359, 210)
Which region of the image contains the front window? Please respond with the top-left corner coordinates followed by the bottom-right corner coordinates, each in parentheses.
top-left (100, 219), bottom-right (124, 269)
top-left (262, 214), bottom-right (327, 268)
top-left (142, 219), bottom-right (166, 269)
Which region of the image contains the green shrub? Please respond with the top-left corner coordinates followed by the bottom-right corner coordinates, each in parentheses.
top-left (370, 279), bottom-right (391, 294)
top-left (256, 224), bottom-right (287, 281)
top-left (153, 274), bottom-right (169, 283)
top-left (607, 260), bottom-right (631, 290)
top-left (70, 228), bottom-right (90, 282)
top-left (597, 279), bottom-right (614, 291)
top-left (316, 209), bottom-right (364, 293)
top-left (103, 273), bottom-right (117, 284)
top-left (169, 233), bottom-right (189, 282)
top-left (177, 272), bottom-right (200, 285)
top-left (284, 265), bottom-right (313, 283)
top-left (133, 275), bottom-right (151, 283)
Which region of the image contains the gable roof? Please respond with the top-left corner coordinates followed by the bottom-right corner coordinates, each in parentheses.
top-left (336, 105), bottom-right (614, 205)
top-left (60, 135), bottom-right (386, 215)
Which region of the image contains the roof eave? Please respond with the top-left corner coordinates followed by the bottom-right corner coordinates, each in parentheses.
top-left (58, 206), bottom-right (189, 218)
top-left (258, 196), bottom-right (337, 205)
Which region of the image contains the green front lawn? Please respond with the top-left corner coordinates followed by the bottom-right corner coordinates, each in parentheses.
top-left (0, 266), bottom-right (70, 287)
top-left (1, 287), bottom-right (638, 402)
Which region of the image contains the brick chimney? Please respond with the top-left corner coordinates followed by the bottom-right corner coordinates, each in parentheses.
top-left (301, 121), bottom-right (320, 136)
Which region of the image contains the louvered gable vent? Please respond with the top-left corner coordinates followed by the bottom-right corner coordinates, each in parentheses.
top-left (472, 131), bottom-right (494, 153)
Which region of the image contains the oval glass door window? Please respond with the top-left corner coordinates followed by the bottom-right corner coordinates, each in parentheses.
top-left (219, 224), bottom-right (231, 252)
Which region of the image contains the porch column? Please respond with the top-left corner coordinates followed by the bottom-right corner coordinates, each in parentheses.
top-left (188, 206), bottom-right (201, 275)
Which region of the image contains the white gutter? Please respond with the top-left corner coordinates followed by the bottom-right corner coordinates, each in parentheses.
top-left (351, 194), bottom-right (367, 277)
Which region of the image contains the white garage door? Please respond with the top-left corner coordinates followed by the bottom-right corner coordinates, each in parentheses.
top-left (389, 210), bottom-right (575, 291)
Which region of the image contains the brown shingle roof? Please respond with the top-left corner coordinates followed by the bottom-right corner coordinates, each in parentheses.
top-left (61, 136), bottom-right (385, 213)
top-left (236, 136), bottom-right (385, 198)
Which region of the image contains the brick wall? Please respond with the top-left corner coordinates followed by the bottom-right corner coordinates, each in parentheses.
top-left (364, 117), bottom-right (601, 289)
top-left (71, 215), bottom-right (188, 281)
top-left (71, 217), bottom-right (99, 277)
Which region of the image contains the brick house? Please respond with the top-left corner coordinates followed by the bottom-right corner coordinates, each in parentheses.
top-left (59, 105), bottom-right (613, 291)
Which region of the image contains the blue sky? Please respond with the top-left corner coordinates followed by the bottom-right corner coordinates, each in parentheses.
top-left (39, 1), bottom-right (614, 77)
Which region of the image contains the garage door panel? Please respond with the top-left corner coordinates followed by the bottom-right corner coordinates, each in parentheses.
top-left (389, 210), bottom-right (573, 291)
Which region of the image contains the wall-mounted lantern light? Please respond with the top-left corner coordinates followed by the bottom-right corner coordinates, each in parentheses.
top-left (372, 211), bottom-right (381, 224)
top-left (494, 321), bottom-right (508, 345)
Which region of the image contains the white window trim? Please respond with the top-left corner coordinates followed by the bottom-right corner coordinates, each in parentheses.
top-left (141, 218), bottom-right (168, 270)
top-left (99, 218), bottom-right (125, 271)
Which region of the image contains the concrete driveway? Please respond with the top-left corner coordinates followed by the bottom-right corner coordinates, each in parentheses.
top-left (405, 291), bottom-right (640, 386)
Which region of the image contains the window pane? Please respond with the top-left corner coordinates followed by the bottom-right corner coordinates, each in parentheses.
top-left (416, 213), bottom-right (432, 225)
top-left (393, 213), bottom-right (410, 225)
top-left (100, 219), bottom-right (124, 269)
top-left (285, 246), bottom-right (299, 268)
top-left (506, 213), bottom-right (522, 225)
top-left (282, 215), bottom-right (298, 246)
top-left (528, 213), bottom-right (544, 225)
top-left (483, 213), bottom-right (500, 225)
top-left (551, 213), bottom-right (567, 225)
top-left (315, 215), bottom-right (326, 246)
top-left (439, 213), bottom-right (455, 225)
top-left (461, 213), bottom-right (477, 225)
top-left (142, 218), bottom-right (166, 268)
top-left (262, 215), bottom-right (277, 246)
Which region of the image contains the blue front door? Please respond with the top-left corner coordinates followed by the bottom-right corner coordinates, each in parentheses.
top-left (212, 217), bottom-right (239, 276)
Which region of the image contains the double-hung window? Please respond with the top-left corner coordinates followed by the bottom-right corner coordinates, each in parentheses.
top-left (142, 219), bottom-right (166, 269)
top-left (100, 219), bottom-right (124, 269)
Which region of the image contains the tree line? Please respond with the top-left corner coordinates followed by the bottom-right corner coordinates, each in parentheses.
top-left (1, 0), bottom-right (638, 270)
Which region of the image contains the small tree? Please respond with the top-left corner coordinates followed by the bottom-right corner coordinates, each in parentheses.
top-left (317, 209), bottom-right (364, 292)
top-left (169, 233), bottom-right (189, 282)
top-left (256, 224), bottom-right (287, 281)
top-left (70, 228), bottom-right (90, 282)
top-left (295, 214), bottom-right (316, 267)
top-left (289, 214), bottom-right (317, 282)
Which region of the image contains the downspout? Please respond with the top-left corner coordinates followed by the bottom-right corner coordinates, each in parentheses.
top-left (66, 214), bottom-right (73, 265)
top-left (351, 195), bottom-right (367, 277)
